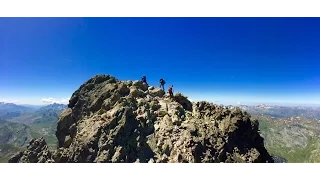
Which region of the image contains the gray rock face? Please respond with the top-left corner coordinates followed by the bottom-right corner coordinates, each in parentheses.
top-left (9, 74), bottom-right (274, 163)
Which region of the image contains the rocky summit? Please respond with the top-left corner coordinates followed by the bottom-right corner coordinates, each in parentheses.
top-left (9, 74), bottom-right (274, 163)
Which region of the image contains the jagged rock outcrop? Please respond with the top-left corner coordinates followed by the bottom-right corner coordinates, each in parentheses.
top-left (9, 137), bottom-right (53, 163)
top-left (9, 74), bottom-right (274, 163)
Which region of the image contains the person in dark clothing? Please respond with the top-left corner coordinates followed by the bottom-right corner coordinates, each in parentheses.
top-left (168, 85), bottom-right (174, 97)
top-left (159, 78), bottom-right (166, 91)
top-left (141, 75), bottom-right (148, 85)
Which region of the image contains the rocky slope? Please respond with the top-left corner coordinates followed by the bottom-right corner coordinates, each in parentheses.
top-left (9, 74), bottom-right (273, 163)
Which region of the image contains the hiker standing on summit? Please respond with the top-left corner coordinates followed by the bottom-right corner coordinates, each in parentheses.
top-left (168, 85), bottom-right (174, 97)
top-left (159, 78), bottom-right (166, 91)
top-left (141, 75), bottom-right (148, 85)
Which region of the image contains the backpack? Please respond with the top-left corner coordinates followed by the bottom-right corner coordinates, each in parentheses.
top-left (160, 79), bottom-right (165, 84)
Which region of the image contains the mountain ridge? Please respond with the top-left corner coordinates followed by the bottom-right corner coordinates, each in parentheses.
top-left (37, 103), bottom-right (67, 112)
top-left (0, 102), bottom-right (33, 112)
top-left (9, 74), bottom-right (274, 163)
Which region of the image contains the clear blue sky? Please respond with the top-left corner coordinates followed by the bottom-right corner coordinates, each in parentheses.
top-left (0, 18), bottom-right (320, 105)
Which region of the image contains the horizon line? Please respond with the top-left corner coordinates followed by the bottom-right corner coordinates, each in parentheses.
top-left (2, 101), bottom-right (320, 108)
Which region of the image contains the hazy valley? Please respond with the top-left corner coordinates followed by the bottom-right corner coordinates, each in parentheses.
top-left (0, 102), bottom-right (66, 162)
top-left (240, 105), bottom-right (320, 163)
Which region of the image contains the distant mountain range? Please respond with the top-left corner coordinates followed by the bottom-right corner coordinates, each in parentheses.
top-left (0, 102), bottom-right (33, 112)
top-left (1, 102), bottom-right (67, 128)
top-left (37, 103), bottom-right (67, 111)
top-left (0, 102), bottom-right (67, 112)
top-left (0, 102), bottom-right (34, 120)
top-left (239, 104), bottom-right (320, 120)
top-left (20, 104), bottom-right (47, 109)
top-left (0, 103), bottom-right (67, 162)
top-left (32, 104), bottom-right (67, 124)
top-left (0, 102), bottom-right (67, 122)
